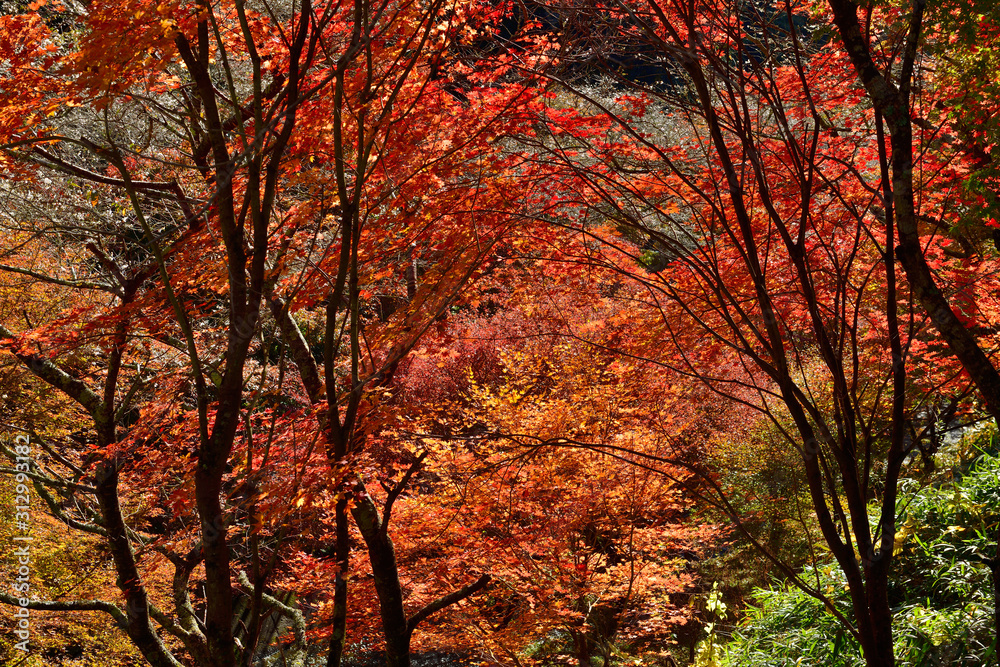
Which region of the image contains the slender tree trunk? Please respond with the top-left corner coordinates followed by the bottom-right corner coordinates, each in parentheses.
top-left (326, 496), bottom-right (351, 667)
top-left (94, 461), bottom-right (182, 667)
top-left (352, 491), bottom-right (412, 667)
top-left (831, 548), bottom-right (895, 667)
top-left (828, 0), bottom-right (1000, 419)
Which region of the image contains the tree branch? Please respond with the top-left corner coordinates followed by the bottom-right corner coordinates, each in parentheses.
top-left (0, 263), bottom-right (111, 291)
top-left (0, 324), bottom-right (105, 418)
top-left (32, 147), bottom-right (201, 228)
top-left (381, 451), bottom-right (427, 535)
top-left (407, 574), bottom-right (491, 635)
top-left (0, 590), bottom-right (126, 627)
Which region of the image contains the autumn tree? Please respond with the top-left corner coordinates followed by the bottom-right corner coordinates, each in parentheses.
top-left (825, 1), bottom-right (1000, 657)
top-left (0, 2), bottom-right (336, 664)
top-left (502, 1), bottom-right (1000, 665)
top-left (259, 42), bottom-right (552, 667)
top-left (0, 1), bottom-right (550, 666)
top-left (378, 265), bottom-right (730, 664)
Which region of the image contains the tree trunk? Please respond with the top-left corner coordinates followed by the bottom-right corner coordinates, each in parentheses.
top-left (862, 572), bottom-right (897, 667)
top-left (571, 629), bottom-right (591, 667)
top-left (827, 0), bottom-right (1000, 425)
top-left (351, 490), bottom-right (412, 667)
top-left (326, 496), bottom-right (351, 667)
top-left (95, 461), bottom-right (183, 667)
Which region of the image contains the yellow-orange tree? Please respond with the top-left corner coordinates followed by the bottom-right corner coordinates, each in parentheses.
top-left (358, 255), bottom-right (742, 663)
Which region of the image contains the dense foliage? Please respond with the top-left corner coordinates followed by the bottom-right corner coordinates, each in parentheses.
top-left (0, 1), bottom-right (998, 666)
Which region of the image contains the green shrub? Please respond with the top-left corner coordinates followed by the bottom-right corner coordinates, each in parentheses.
top-left (720, 443), bottom-right (999, 666)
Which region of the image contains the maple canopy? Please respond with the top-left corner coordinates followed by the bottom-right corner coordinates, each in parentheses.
top-left (0, 0), bottom-right (999, 667)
